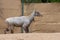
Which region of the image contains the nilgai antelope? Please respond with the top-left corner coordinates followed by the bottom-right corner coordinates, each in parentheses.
top-left (4, 9), bottom-right (42, 33)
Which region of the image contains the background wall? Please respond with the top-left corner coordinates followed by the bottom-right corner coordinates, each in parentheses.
top-left (0, 0), bottom-right (60, 33)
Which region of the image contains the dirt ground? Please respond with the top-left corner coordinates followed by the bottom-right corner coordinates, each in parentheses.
top-left (0, 33), bottom-right (60, 40)
top-left (0, 1), bottom-right (60, 34)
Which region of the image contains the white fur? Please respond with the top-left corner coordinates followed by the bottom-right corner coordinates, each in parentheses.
top-left (5, 10), bottom-right (38, 33)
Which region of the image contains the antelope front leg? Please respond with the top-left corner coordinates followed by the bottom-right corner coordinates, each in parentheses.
top-left (26, 27), bottom-right (29, 33)
top-left (22, 24), bottom-right (29, 33)
top-left (23, 27), bottom-right (29, 33)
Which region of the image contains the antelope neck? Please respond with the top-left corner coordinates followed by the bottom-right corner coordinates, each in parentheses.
top-left (29, 11), bottom-right (35, 21)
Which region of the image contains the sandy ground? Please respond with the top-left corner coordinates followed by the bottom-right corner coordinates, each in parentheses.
top-left (0, 33), bottom-right (60, 40)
